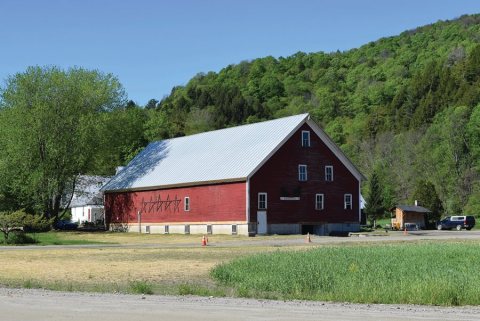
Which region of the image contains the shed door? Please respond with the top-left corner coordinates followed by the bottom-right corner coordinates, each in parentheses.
top-left (257, 211), bottom-right (267, 234)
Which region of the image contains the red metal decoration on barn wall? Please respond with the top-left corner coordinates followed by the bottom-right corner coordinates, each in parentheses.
top-left (140, 194), bottom-right (182, 214)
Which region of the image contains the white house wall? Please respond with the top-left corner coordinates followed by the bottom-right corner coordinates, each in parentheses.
top-left (71, 206), bottom-right (104, 223)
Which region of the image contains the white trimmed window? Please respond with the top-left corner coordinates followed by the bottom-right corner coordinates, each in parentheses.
top-left (184, 197), bottom-right (190, 211)
top-left (258, 193), bottom-right (267, 209)
top-left (298, 165), bottom-right (308, 181)
top-left (315, 194), bottom-right (324, 210)
top-left (301, 130), bottom-right (310, 147)
top-left (344, 194), bottom-right (352, 210)
top-left (325, 166), bottom-right (333, 182)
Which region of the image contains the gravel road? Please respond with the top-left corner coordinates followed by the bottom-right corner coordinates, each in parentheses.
top-left (1, 288), bottom-right (479, 321)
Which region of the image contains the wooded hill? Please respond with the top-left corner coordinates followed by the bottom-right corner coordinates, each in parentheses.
top-left (1, 14), bottom-right (480, 219)
top-left (145, 14), bottom-right (480, 216)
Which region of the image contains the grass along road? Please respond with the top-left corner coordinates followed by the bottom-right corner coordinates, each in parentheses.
top-left (212, 241), bottom-right (480, 305)
top-left (2, 232), bottom-right (480, 305)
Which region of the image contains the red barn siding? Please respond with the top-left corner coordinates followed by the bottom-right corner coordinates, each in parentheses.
top-left (105, 182), bottom-right (246, 226)
top-left (249, 123), bottom-right (359, 225)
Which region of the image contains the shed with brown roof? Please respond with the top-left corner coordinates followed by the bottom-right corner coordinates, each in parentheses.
top-left (391, 205), bottom-right (431, 229)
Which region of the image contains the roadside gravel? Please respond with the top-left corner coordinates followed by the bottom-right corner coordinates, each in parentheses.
top-left (1, 287), bottom-right (479, 321)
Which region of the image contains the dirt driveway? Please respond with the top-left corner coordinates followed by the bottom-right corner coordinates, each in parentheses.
top-left (1, 288), bottom-right (479, 321)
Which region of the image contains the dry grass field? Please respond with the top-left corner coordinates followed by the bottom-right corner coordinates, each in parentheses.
top-left (1, 232), bottom-right (309, 294)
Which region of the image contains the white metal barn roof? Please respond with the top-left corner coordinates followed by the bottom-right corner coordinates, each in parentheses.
top-left (102, 113), bottom-right (363, 192)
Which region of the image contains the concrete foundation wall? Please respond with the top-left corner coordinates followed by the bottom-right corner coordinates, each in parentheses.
top-left (268, 223), bottom-right (359, 236)
top-left (123, 223), bottom-right (249, 236)
top-left (116, 222), bottom-right (358, 237)
top-left (269, 224), bottom-right (302, 234)
top-left (314, 223), bottom-right (360, 236)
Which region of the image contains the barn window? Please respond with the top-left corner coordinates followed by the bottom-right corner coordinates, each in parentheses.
top-left (185, 225), bottom-right (190, 234)
top-left (344, 194), bottom-right (352, 210)
top-left (298, 165), bottom-right (308, 181)
top-left (315, 194), bottom-right (324, 210)
top-left (258, 193), bottom-right (267, 209)
top-left (325, 166), bottom-right (333, 182)
top-left (301, 130), bottom-right (310, 147)
top-left (232, 225), bottom-right (238, 235)
top-left (184, 197), bottom-right (190, 211)
top-left (207, 225), bottom-right (213, 234)
top-left (145, 225), bottom-right (151, 234)
top-left (164, 225), bottom-right (169, 234)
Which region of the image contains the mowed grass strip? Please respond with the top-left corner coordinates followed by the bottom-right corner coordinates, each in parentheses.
top-left (211, 242), bottom-right (480, 306)
top-left (1, 231), bottom-right (300, 246)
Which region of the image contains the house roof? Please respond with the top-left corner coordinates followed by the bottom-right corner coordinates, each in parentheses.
top-left (69, 175), bottom-right (111, 207)
top-left (102, 113), bottom-right (365, 192)
top-left (394, 205), bottom-right (432, 213)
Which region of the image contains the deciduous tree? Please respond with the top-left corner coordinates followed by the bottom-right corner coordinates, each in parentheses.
top-left (0, 66), bottom-right (126, 220)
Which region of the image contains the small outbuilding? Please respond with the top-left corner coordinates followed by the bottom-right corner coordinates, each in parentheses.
top-left (390, 204), bottom-right (431, 229)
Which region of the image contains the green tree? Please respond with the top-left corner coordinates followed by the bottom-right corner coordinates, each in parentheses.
top-left (0, 66), bottom-right (126, 220)
top-left (364, 170), bottom-right (385, 226)
top-left (92, 102), bottom-right (148, 174)
top-left (412, 180), bottom-right (444, 226)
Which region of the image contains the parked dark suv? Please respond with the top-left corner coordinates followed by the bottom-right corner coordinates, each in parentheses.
top-left (437, 216), bottom-right (476, 231)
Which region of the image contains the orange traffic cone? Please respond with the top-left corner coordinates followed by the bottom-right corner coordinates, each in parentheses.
top-left (305, 232), bottom-right (312, 243)
top-left (202, 235), bottom-right (207, 246)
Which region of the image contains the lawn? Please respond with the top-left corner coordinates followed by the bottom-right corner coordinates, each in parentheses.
top-left (0, 231), bottom-right (111, 245)
top-left (0, 230), bottom-right (276, 245)
top-left (212, 241), bottom-right (480, 305)
top-left (11, 231), bottom-right (306, 245)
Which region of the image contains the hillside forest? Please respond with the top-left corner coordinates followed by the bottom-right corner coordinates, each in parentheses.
top-left (1, 14), bottom-right (480, 221)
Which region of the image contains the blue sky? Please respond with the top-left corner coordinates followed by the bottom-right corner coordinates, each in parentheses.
top-left (1, 0), bottom-right (479, 105)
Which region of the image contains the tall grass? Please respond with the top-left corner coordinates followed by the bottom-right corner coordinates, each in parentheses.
top-left (211, 242), bottom-right (480, 305)
top-left (129, 280), bottom-right (154, 295)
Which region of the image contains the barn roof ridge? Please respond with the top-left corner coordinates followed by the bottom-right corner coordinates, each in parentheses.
top-left (158, 113), bottom-right (309, 143)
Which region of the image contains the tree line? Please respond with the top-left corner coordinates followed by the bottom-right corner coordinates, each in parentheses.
top-left (1, 14), bottom-right (480, 225)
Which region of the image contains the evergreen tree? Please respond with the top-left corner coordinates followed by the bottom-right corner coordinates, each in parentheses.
top-left (365, 171), bottom-right (385, 226)
top-left (412, 180), bottom-right (444, 226)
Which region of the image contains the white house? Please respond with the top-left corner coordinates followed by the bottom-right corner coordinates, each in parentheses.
top-left (69, 175), bottom-right (110, 224)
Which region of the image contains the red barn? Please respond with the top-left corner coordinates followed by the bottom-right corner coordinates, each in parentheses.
top-left (102, 114), bottom-right (365, 236)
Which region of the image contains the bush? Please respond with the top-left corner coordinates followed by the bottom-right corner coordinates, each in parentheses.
top-left (7, 231), bottom-right (36, 245)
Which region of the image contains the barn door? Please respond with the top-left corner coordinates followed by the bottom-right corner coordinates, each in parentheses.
top-left (257, 211), bottom-right (267, 234)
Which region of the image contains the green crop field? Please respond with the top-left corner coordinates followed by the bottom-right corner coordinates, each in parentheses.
top-left (211, 241), bottom-right (480, 306)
